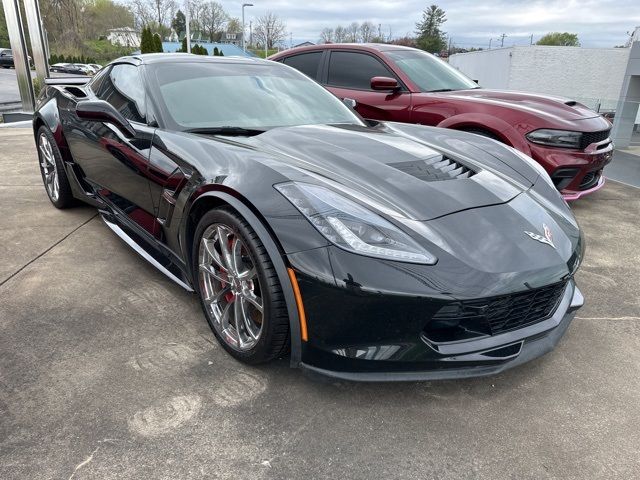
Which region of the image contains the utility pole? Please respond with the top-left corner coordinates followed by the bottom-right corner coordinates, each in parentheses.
top-left (448, 37), bottom-right (452, 56)
top-left (489, 38), bottom-right (492, 49)
top-left (185, 0), bottom-right (191, 53)
top-left (378, 23), bottom-right (381, 40)
top-left (530, 34), bottom-right (534, 45)
top-left (499, 33), bottom-right (506, 47)
top-left (249, 21), bottom-right (252, 47)
top-left (241, 3), bottom-right (253, 52)
top-left (264, 26), bottom-right (269, 58)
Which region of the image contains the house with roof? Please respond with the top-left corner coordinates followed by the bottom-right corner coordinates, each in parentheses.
top-left (107, 27), bottom-right (140, 48)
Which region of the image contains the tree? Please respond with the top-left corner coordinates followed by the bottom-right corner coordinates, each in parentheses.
top-left (360, 21), bottom-right (375, 43)
top-left (227, 17), bottom-right (241, 33)
top-left (347, 22), bottom-right (359, 42)
top-left (334, 26), bottom-right (347, 43)
top-left (415, 4), bottom-right (447, 53)
top-left (186, 0), bottom-right (206, 35)
top-left (84, 0), bottom-right (135, 42)
top-left (140, 26), bottom-right (153, 53)
top-left (254, 12), bottom-right (286, 49)
top-left (319, 28), bottom-right (334, 43)
top-left (213, 46), bottom-right (219, 56)
top-left (201, 2), bottom-right (228, 42)
top-left (180, 36), bottom-right (187, 52)
top-left (171, 10), bottom-right (186, 37)
top-left (391, 37), bottom-right (417, 48)
top-left (0, 8), bottom-right (9, 46)
top-left (193, 43), bottom-right (208, 55)
top-left (153, 33), bottom-right (163, 52)
top-left (536, 32), bottom-right (580, 46)
top-left (130, 0), bottom-right (177, 30)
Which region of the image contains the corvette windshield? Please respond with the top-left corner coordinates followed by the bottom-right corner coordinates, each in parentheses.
top-left (152, 62), bottom-right (364, 130)
top-left (387, 50), bottom-right (479, 92)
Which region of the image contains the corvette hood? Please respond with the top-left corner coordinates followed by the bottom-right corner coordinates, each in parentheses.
top-left (434, 89), bottom-right (599, 122)
top-left (241, 124), bottom-right (531, 221)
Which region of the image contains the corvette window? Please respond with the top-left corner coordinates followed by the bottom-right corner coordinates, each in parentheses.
top-left (96, 64), bottom-right (146, 123)
top-left (282, 52), bottom-right (322, 79)
top-left (88, 66), bottom-right (110, 95)
top-left (327, 51), bottom-right (394, 90)
top-left (151, 62), bottom-right (364, 130)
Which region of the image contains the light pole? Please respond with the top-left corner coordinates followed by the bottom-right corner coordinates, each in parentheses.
top-left (185, 0), bottom-right (191, 53)
top-left (242, 3), bottom-right (253, 52)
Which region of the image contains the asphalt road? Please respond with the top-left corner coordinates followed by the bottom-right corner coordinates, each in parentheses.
top-left (0, 68), bottom-right (27, 106)
top-left (1, 128), bottom-right (639, 479)
top-left (0, 69), bottom-right (85, 109)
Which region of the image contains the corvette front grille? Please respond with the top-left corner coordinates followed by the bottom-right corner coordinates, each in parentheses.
top-left (391, 155), bottom-right (475, 182)
top-left (424, 282), bottom-right (568, 342)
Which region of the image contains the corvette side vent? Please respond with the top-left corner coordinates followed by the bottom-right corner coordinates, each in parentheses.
top-left (390, 156), bottom-right (475, 182)
top-left (63, 86), bottom-right (87, 98)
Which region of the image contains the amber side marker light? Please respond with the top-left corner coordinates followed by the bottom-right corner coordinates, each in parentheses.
top-left (287, 267), bottom-right (308, 342)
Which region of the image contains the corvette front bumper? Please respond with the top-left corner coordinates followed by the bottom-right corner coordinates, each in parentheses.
top-left (300, 283), bottom-right (582, 382)
top-left (288, 241), bottom-right (584, 381)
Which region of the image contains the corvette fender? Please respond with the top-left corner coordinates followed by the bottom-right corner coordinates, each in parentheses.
top-left (33, 97), bottom-right (63, 139)
top-left (185, 190), bottom-right (303, 367)
top-left (436, 113), bottom-right (533, 155)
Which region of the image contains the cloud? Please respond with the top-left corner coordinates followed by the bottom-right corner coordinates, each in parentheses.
top-left (232, 0), bottom-right (639, 47)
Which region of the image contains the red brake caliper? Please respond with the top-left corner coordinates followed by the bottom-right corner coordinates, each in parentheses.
top-left (224, 235), bottom-right (235, 303)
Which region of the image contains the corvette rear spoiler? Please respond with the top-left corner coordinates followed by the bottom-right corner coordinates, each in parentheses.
top-left (44, 76), bottom-right (91, 86)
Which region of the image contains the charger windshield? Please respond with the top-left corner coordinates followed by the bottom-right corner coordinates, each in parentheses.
top-left (387, 49), bottom-right (479, 92)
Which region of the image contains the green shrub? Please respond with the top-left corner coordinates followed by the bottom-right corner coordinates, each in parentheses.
top-left (153, 33), bottom-right (163, 53)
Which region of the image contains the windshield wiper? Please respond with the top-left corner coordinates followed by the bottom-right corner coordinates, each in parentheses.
top-left (426, 88), bottom-right (455, 93)
top-left (185, 126), bottom-right (266, 136)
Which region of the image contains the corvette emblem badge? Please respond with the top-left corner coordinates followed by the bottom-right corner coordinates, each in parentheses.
top-left (524, 224), bottom-right (555, 248)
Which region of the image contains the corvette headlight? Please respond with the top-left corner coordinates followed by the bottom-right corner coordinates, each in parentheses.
top-left (275, 182), bottom-right (437, 264)
top-left (526, 129), bottom-right (582, 149)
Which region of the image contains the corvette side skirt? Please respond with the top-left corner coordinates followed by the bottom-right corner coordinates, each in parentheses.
top-left (102, 216), bottom-right (194, 292)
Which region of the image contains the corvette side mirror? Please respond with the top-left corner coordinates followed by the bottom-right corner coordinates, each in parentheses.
top-left (343, 97), bottom-right (357, 110)
top-left (371, 76), bottom-right (400, 91)
top-left (75, 100), bottom-right (136, 138)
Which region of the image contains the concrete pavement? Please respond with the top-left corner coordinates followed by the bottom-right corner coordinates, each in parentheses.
top-left (0, 128), bottom-right (639, 479)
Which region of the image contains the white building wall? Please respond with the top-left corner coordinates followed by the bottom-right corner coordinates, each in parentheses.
top-left (509, 46), bottom-right (629, 110)
top-left (449, 48), bottom-right (512, 90)
top-left (449, 46), bottom-right (630, 111)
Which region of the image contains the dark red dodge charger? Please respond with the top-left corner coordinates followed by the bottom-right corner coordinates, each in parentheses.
top-left (271, 43), bottom-right (613, 200)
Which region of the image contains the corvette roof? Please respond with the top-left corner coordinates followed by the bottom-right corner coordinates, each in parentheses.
top-left (112, 53), bottom-right (268, 66)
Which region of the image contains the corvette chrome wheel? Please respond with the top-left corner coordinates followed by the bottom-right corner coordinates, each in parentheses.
top-left (198, 223), bottom-right (264, 351)
top-left (38, 133), bottom-right (59, 202)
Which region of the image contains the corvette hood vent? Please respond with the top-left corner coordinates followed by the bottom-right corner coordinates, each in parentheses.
top-left (390, 155), bottom-right (476, 182)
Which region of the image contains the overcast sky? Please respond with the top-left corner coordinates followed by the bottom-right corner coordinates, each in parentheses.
top-left (230, 0), bottom-right (639, 48)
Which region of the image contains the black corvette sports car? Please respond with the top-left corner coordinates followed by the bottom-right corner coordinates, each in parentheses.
top-left (33, 54), bottom-right (584, 381)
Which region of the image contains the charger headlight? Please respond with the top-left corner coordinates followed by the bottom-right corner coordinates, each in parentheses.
top-left (275, 182), bottom-right (437, 265)
top-left (526, 129), bottom-right (582, 149)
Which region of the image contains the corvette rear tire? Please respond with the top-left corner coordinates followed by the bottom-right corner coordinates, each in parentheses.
top-left (193, 207), bottom-right (290, 364)
top-left (36, 126), bottom-right (75, 209)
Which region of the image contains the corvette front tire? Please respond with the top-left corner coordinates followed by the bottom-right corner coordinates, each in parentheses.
top-left (193, 207), bottom-right (290, 364)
